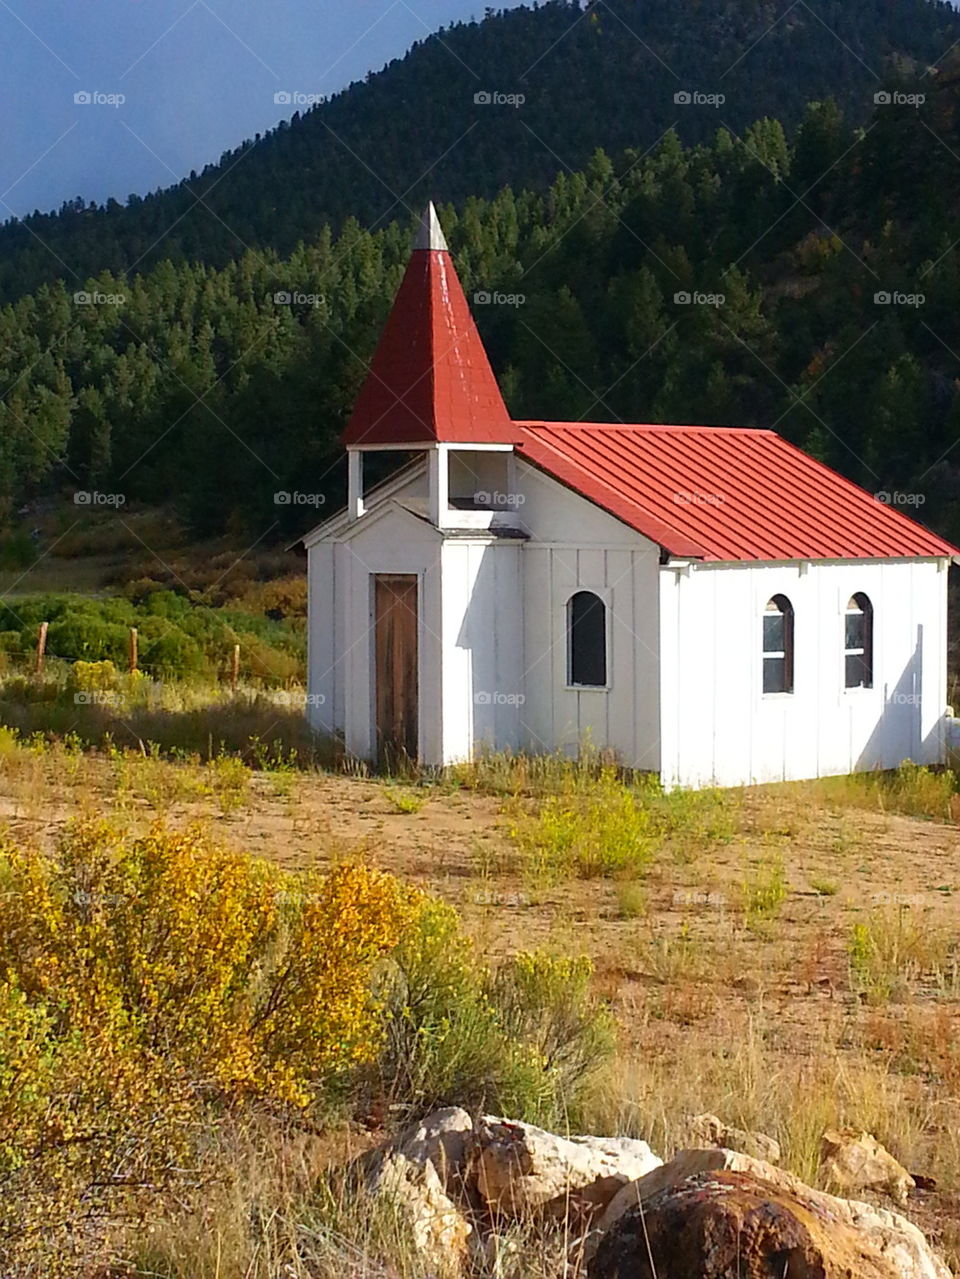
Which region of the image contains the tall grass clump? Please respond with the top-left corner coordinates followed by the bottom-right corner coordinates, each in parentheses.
top-left (505, 759), bottom-right (742, 884)
top-left (848, 906), bottom-right (955, 1004)
top-left (0, 665), bottom-right (333, 767)
top-left (507, 765), bottom-right (657, 883)
top-left (816, 760), bottom-right (958, 822)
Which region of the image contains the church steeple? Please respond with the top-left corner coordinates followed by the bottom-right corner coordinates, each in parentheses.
top-left (341, 202), bottom-right (520, 447)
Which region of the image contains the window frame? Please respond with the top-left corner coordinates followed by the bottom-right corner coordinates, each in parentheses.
top-left (565, 588), bottom-right (610, 691)
top-left (843, 592), bottom-right (874, 691)
top-left (762, 594), bottom-right (795, 696)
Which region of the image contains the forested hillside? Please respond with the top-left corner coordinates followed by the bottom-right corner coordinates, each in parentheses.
top-left (1, 0), bottom-right (958, 303)
top-left (3, 61), bottom-right (960, 546)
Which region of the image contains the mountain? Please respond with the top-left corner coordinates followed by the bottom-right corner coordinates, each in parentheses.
top-left (4, 52), bottom-right (960, 559)
top-left (1, 0), bottom-right (959, 304)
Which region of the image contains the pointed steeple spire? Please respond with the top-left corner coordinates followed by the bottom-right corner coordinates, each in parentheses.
top-left (413, 201), bottom-right (448, 252)
top-left (342, 203), bottom-right (520, 448)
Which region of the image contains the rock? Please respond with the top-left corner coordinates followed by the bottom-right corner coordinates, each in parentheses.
top-left (397, 1106), bottom-right (474, 1193)
top-left (820, 1127), bottom-right (915, 1206)
top-left (591, 1150), bottom-right (950, 1279)
top-left (683, 1112), bottom-right (781, 1164)
top-left (470, 1116), bottom-right (661, 1220)
top-left (368, 1150), bottom-right (471, 1274)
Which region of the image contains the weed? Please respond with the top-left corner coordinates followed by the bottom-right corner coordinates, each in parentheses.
top-left (382, 785), bottom-right (427, 815)
top-left (809, 877), bottom-right (839, 897)
top-left (848, 907), bottom-right (954, 1003)
top-left (740, 856), bottom-right (788, 927)
top-left (617, 880), bottom-right (647, 919)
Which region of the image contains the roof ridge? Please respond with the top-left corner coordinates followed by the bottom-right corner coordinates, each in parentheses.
top-left (516, 420), bottom-right (775, 435)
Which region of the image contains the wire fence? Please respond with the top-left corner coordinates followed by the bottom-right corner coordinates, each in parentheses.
top-left (0, 624), bottom-right (306, 690)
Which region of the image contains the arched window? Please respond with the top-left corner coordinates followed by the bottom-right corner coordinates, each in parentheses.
top-left (763, 595), bottom-right (794, 694)
top-left (844, 593), bottom-right (874, 689)
top-left (567, 591), bottom-right (607, 688)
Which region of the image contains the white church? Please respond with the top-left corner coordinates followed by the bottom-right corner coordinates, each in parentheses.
top-left (301, 204), bottom-right (958, 788)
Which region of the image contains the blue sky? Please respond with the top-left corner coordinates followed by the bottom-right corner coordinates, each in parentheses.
top-left (0, 0), bottom-right (527, 220)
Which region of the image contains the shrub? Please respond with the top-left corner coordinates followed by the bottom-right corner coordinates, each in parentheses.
top-left (0, 823), bottom-right (418, 1270)
top-left (376, 899), bottom-right (614, 1128)
top-left (508, 766), bottom-right (657, 883)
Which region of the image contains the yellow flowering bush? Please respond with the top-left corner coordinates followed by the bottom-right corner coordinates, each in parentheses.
top-left (0, 821), bottom-right (417, 1271)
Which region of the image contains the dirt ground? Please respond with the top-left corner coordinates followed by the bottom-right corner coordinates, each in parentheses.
top-left (3, 755), bottom-right (960, 1259)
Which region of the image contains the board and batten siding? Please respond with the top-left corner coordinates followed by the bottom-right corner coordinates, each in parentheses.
top-left (439, 539), bottom-right (524, 762)
top-left (659, 557), bottom-right (949, 788)
top-left (513, 459), bottom-right (661, 769)
top-left (307, 503), bottom-right (443, 762)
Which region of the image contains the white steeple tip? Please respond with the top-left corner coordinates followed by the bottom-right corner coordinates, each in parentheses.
top-left (413, 201), bottom-right (449, 251)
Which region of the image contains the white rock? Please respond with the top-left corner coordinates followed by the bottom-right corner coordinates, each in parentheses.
top-left (820, 1127), bottom-right (915, 1207)
top-left (397, 1106), bottom-right (474, 1193)
top-left (471, 1116), bottom-right (661, 1218)
top-left (684, 1112), bottom-right (781, 1164)
top-left (369, 1150), bottom-right (471, 1274)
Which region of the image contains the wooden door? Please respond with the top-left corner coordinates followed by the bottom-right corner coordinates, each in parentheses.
top-left (374, 574), bottom-right (419, 767)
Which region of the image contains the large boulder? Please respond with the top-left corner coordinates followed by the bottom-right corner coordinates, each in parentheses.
top-left (470, 1116), bottom-right (661, 1220)
top-left (684, 1112), bottom-right (781, 1164)
top-left (591, 1150), bottom-right (950, 1279)
top-left (368, 1150), bottom-right (472, 1275)
top-left (820, 1127), bottom-right (915, 1207)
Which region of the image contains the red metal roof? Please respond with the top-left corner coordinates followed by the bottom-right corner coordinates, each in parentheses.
top-left (342, 205), bottom-right (521, 447)
top-left (516, 422), bottom-right (959, 562)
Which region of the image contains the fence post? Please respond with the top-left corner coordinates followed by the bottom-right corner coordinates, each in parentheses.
top-left (129, 628), bottom-right (138, 675)
top-left (35, 621), bottom-right (48, 676)
top-left (231, 643), bottom-right (240, 692)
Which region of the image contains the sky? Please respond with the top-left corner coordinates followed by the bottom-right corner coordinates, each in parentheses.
top-left (0, 0), bottom-right (528, 220)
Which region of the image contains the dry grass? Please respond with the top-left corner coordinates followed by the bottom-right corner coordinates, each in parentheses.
top-left (0, 740), bottom-right (959, 1273)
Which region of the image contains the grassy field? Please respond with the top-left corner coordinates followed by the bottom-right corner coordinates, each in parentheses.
top-left (0, 720), bottom-right (959, 1274)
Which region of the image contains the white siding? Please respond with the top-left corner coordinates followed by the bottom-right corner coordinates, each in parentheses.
top-left (439, 540), bottom-right (524, 762)
top-left (659, 558), bottom-right (950, 788)
top-left (521, 541), bottom-right (661, 768)
top-left (306, 541), bottom-right (338, 736)
top-left (308, 505), bottom-right (443, 763)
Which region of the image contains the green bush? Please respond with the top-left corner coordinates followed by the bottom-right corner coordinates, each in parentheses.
top-left (376, 899), bottom-right (614, 1128)
top-left (0, 592), bottom-right (305, 687)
